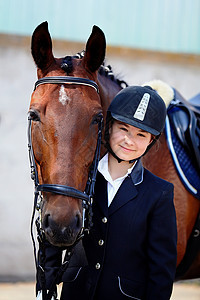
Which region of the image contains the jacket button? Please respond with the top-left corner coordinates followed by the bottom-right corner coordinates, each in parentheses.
top-left (102, 217), bottom-right (107, 223)
top-left (98, 239), bottom-right (104, 246)
top-left (95, 263), bottom-right (101, 269)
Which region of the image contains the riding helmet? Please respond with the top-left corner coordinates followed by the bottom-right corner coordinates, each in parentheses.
top-left (104, 85), bottom-right (167, 162)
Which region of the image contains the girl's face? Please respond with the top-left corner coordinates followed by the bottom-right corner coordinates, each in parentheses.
top-left (109, 120), bottom-right (153, 161)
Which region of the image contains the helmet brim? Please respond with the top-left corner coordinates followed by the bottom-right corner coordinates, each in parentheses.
top-left (111, 112), bottom-right (160, 136)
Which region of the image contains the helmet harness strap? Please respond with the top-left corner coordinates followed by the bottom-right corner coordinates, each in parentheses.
top-left (104, 134), bottom-right (160, 164)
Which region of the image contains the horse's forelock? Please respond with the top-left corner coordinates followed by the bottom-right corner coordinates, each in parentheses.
top-left (61, 56), bottom-right (74, 74)
top-left (61, 51), bottom-right (128, 89)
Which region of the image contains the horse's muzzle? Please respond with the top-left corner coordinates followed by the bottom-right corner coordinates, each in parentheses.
top-left (42, 212), bottom-right (82, 247)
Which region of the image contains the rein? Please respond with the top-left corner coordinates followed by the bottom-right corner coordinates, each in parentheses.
top-left (28, 76), bottom-right (103, 300)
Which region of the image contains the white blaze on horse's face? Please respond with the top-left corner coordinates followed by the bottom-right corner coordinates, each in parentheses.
top-left (59, 85), bottom-right (70, 105)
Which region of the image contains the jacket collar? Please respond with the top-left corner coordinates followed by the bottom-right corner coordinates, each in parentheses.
top-left (98, 154), bottom-right (144, 186)
top-left (130, 159), bottom-right (144, 185)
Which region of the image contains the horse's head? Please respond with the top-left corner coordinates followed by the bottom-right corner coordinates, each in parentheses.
top-left (29, 22), bottom-right (106, 247)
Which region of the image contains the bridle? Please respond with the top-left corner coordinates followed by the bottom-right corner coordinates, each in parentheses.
top-left (28, 76), bottom-right (103, 300)
top-left (34, 76), bottom-right (99, 93)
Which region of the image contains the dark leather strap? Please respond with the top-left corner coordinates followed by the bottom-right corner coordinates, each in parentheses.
top-left (36, 184), bottom-right (89, 202)
top-left (34, 76), bottom-right (99, 93)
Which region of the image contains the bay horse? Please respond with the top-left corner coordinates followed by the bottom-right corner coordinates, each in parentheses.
top-left (29, 22), bottom-right (122, 248)
top-left (29, 22), bottom-right (200, 280)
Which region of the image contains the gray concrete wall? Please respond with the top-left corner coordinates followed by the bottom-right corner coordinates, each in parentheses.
top-left (0, 37), bottom-right (200, 281)
top-left (0, 42), bottom-right (36, 280)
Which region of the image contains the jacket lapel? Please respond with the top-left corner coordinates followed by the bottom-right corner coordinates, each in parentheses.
top-left (94, 159), bottom-right (143, 216)
top-left (109, 176), bottom-right (138, 216)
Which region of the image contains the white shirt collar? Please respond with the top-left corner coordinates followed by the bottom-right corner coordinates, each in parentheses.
top-left (98, 154), bottom-right (137, 206)
top-left (98, 153), bottom-right (136, 183)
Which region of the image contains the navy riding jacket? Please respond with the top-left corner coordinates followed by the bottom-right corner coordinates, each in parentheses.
top-left (39, 159), bottom-right (177, 300)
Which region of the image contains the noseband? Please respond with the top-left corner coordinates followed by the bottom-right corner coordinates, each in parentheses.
top-left (28, 75), bottom-right (103, 256)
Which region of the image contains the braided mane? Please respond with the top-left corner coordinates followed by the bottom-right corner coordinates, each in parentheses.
top-left (61, 51), bottom-right (128, 89)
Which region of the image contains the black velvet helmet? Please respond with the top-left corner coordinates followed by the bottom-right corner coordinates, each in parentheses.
top-left (107, 85), bottom-right (166, 135)
top-left (104, 85), bottom-right (167, 162)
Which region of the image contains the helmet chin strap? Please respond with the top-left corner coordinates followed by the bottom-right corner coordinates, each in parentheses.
top-left (104, 134), bottom-right (160, 164)
top-left (104, 141), bottom-right (127, 163)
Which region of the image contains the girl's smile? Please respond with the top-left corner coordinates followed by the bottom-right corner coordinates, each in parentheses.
top-left (109, 120), bottom-right (153, 161)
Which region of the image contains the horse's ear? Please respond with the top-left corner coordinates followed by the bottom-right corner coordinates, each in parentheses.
top-left (83, 25), bottom-right (106, 73)
top-left (31, 21), bottom-right (54, 71)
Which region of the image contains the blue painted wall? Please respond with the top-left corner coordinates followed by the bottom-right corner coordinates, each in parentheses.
top-left (0, 0), bottom-right (200, 54)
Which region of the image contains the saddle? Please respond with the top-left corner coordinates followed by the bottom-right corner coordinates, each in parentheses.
top-left (167, 89), bottom-right (200, 172)
top-left (166, 89), bottom-right (200, 279)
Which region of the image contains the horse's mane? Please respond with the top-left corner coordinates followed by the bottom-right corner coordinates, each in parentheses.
top-left (61, 51), bottom-right (128, 89)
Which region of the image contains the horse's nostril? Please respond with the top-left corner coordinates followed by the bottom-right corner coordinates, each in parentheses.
top-left (76, 214), bottom-right (82, 229)
top-left (43, 214), bottom-right (50, 229)
top-left (43, 214), bottom-right (55, 237)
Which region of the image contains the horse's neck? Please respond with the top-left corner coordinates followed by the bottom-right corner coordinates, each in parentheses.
top-left (142, 133), bottom-right (170, 179)
top-left (97, 74), bottom-right (122, 158)
top-left (97, 74), bottom-right (122, 118)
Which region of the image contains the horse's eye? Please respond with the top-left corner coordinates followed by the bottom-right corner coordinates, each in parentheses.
top-left (28, 110), bottom-right (40, 122)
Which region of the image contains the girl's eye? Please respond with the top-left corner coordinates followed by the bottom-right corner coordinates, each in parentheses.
top-left (138, 133), bottom-right (146, 138)
top-left (120, 127), bottom-right (128, 132)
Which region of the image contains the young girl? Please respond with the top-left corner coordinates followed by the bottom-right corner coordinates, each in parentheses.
top-left (37, 85), bottom-right (177, 300)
